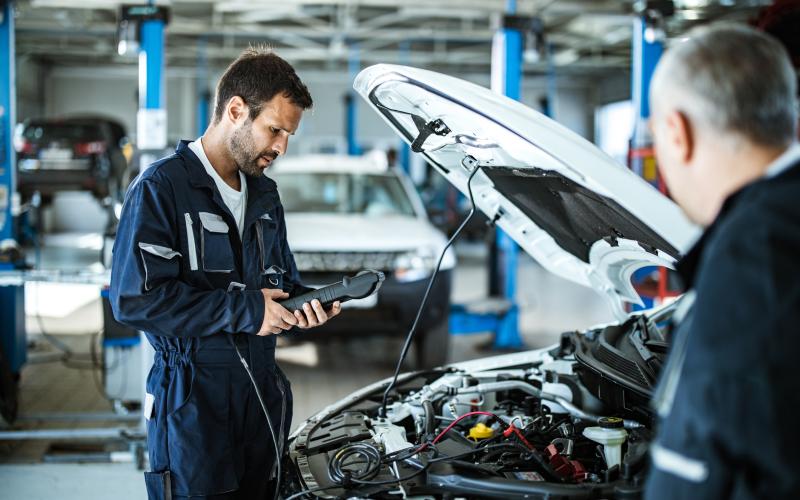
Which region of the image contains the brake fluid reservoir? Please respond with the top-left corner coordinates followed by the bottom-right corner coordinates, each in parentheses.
top-left (582, 417), bottom-right (627, 469)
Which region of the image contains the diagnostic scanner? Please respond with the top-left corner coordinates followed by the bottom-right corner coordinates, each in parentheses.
top-left (278, 270), bottom-right (385, 312)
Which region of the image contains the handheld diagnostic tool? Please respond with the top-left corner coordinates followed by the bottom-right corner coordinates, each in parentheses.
top-left (279, 270), bottom-right (385, 312)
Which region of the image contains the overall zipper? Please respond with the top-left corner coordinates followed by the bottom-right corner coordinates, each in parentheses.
top-left (184, 213), bottom-right (198, 271)
top-left (276, 373), bottom-right (287, 461)
top-left (255, 218), bottom-right (266, 274)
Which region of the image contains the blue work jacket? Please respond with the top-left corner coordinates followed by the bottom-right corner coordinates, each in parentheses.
top-left (645, 158), bottom-right (800, 499)
top-left (110, 140), bottom-right (306, 497)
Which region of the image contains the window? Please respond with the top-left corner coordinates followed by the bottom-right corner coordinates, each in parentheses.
top-left (273, 172), bottom-right (416, 217)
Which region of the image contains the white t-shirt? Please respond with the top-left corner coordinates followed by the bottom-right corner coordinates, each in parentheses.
top-left (188, 138), bottom-right (247, 238)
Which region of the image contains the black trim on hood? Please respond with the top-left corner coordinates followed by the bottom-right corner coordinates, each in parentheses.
top-left (483, 166), bottom-right (679, 263)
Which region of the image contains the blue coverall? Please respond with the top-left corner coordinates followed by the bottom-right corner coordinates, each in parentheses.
top-left (645, 156), bottom-right (800, 498)
top-left (110, 141), bottom-right (308, 499)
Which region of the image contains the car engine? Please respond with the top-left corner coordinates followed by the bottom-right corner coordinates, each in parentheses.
top-left (284, 303), bottom-right (676, 499)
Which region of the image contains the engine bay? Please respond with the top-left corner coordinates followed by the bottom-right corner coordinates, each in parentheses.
top-left (284, 302), bottom-right (676, 499)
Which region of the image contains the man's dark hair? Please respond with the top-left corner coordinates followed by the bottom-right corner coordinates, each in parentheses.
top-left (213, 46), bottom-right (313, 124)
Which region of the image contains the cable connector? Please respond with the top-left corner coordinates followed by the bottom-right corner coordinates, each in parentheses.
top-left (503, 425), bottom-right (535, 451)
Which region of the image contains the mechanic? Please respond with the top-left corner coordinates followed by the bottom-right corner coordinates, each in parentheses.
top-left (110, 47), bottom-right (341, 499)
top-left (645, 23), bottom-right (800, 498)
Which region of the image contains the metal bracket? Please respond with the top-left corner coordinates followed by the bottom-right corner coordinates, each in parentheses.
top-left (461, 154), bottom-right (479, 172)
top-left (410, 116), bottom-right (451, 153)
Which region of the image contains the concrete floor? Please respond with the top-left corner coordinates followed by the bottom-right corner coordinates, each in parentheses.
top-left (0, 231), bottom-right (615, 499)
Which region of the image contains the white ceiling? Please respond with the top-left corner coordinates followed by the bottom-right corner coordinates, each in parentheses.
top-left (13, 0), bottom-right (769, 75)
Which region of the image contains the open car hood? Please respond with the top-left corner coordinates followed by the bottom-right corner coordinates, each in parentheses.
top-left (354, 64), bottom-right (700, 319)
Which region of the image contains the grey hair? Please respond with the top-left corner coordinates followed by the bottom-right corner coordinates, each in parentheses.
top-left (651, 22), bottom-right (798, 148)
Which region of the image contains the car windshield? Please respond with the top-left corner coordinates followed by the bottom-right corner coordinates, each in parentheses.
top-left (24, 123), bottom-right (102, 145)
top-left (272, 172), bottom-right (416, 216)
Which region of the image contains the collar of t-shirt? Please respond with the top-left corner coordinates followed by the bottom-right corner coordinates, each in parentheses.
top-left (188, 138), bottom-right (247, 238)
top-left (765, 141), bottom-right (800, 178)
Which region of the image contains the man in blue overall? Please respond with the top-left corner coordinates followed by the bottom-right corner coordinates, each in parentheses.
top-left (110, 48), bottom-right (341, 499)
top-left (645, 24), bottom-right (800, 498)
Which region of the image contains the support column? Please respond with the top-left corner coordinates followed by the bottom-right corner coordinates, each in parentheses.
top-left (136, 16), bottom-right (167, 171)
top-left (345, 43), bottom-right (361, 156)
top-left (0, 0), bottom-right (14, 243)
top-left (630, 16), bottom-right (667, 308)
top-left (398, 40), bottom-right (411, 173)
top-left (489, 0), bottom-right (523, 349)
top-left (0, 0), bottom-right (25, 424)
top-left (630, 16), bottom-right (663, 185)
top-left (196, 37), bottom-right (209, 137)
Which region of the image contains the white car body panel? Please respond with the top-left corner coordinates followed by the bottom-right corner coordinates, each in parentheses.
top-left (354, 64), bottom-right (701, 319)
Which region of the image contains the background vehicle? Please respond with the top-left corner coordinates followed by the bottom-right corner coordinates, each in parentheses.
top-left (14, 116), bottom-right (132, 204)
top-left (269, 153), bottom-right (455, 368)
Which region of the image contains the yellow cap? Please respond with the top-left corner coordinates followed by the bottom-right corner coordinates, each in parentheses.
top-left (468, 422), bottom-right (494, 440)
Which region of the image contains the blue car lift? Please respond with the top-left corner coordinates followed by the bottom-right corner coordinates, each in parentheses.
top-left (345, 42), bottom-right (362, 156)
top-left (195, 37), bottom-right (210, 137)
top-left (0, 0), bottom-right (26, 425)
top-left (0, 5), bottom-right (164, 450)
top-left (449, 0), bottom-right (523, 349)
top-left (629, 11), bottom-right (675, 311)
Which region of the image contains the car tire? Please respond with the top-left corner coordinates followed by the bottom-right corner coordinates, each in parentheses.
top-left (414, 316), bottom-right (450, 369)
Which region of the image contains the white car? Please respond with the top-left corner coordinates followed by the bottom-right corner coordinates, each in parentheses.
top-left (281, 65), bottom-right (700, 499)
top-left (268, 153), bottom-right (456, 368)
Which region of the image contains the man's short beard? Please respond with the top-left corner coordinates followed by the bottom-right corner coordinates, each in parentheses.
top-left (229, 119), bottom-right (265, 178)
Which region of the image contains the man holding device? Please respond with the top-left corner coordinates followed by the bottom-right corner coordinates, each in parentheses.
top-left (110, 47), bottom-right (341, 499)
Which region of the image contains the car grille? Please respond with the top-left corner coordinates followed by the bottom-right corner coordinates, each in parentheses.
top-left (292, 251), bottom-right (401, 272)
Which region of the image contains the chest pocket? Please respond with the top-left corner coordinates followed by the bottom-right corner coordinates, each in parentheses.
top-left (255, 212), bottom-right (285, 288)
top-left (198, 212), bottom-right (235, 273)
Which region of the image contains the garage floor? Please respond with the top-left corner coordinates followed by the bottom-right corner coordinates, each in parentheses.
top-left (0, 233), bottom-right (614, 499)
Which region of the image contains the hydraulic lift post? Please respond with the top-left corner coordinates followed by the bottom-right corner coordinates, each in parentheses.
top-left (0, 0), bottom-right (26, 425)
top-left (630, 11), bottom-right (671, 309)
top-left (488, 0), bottom-right (523, 349)
top-left (345, 42), bottom-right (361, 156)
top-left (449, 0), bottom-right (525, 349)
top-left (195, 36), bottom-right (210, 138)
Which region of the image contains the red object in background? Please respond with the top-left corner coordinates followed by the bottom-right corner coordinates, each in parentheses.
top-left (754, 0), bottom-right (800, 140)
top-left (629, 147), bottom-right (682, 306)
top-left (74, 141), bottom-right (107, 156)
top-left (17, 140), bottom-right (36, 155)
top-left (544, 443), bottom-right (589, 482)
top-left (753, 0), bottom-right (800, 69)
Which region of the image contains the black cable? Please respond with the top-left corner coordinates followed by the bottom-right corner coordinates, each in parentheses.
top-left (380, 165), bottom-right (482, 416)
top-left (227, 335), bottom-right (282, 500)
top-left (351, 463), bottom-right (430, 486)
top-left (427, 442), bottom-right (521, 464)
top-left (328, 442), bottom-right (383, 484)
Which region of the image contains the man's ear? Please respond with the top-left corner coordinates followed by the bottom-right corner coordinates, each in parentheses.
top-left (665, 109), bottom-right (695, 165)
top-left (225, 96), bottom-right (248, 125)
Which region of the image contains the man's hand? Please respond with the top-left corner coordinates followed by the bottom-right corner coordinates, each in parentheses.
top-left (258, 289), bottom-right (299, 336)
top-left (291, 300), bottom-right (342, 330)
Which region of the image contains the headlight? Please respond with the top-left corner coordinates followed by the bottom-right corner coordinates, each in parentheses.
top-left (393, 247), bottom-right (437, 283)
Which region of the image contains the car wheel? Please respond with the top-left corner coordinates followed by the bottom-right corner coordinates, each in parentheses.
top-left (414, 317), bottom-right (450, 369)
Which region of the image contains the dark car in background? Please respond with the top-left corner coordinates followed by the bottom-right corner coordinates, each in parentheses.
top-left (14, 116), bottom-right (131, 203)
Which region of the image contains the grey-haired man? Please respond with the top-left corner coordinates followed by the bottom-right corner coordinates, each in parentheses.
top-left (645, 23), bottom-right (800, 499)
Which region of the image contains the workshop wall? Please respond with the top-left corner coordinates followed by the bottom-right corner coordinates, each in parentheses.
top-left (15, 56), bottom-right (45, 122)
top-left (23, 63), bottom-right (596, 155)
